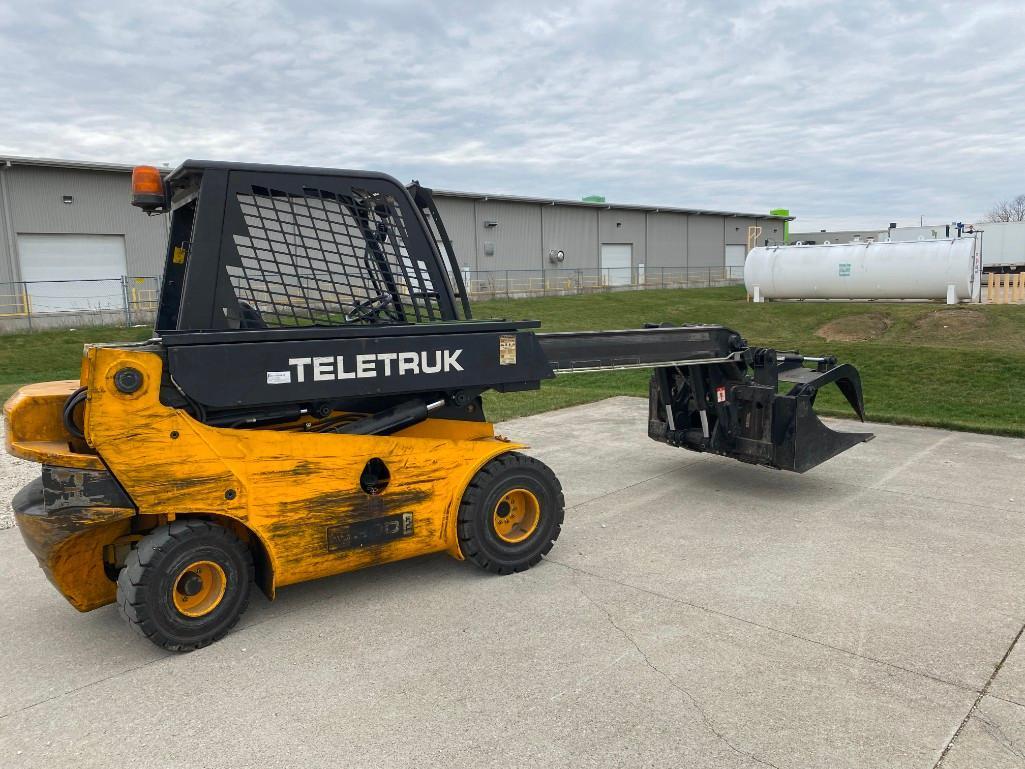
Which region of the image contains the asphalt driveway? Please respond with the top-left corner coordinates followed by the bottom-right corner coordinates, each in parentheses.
top-left (1, 397), bottom-right (1024, 768)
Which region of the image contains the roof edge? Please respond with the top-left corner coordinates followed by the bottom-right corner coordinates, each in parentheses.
top-left (0, 155), bottom-right (171, 174)
top-left (431, 187), bottom-right (792, 221)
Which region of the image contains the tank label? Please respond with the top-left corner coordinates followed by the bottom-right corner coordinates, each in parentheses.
top-left (838, 263), bottom-right (852, 277)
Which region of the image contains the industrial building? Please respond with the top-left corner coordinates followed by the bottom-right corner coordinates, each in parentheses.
top-left (0, 156), bottom-right (789, 323)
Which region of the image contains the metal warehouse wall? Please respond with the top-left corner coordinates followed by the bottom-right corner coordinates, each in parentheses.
top-left (432, 196), bottom-right (477, 269)
top-left (644, 213), bottom-right (688, 268)
top-left (542, 206), bottom-right (599, 270)
top-left (473, 200), bottom-right (542, 271)
top-left (431, 193), bottom-right (789, 275)
top-left (0, 163), bottom-right (780, 285)
top-left (599, 208), bottom-right (646, 270)
top-left (0, 165), bottom-right (167, 282)
top-left (687, 216), bottom-right (726, 267)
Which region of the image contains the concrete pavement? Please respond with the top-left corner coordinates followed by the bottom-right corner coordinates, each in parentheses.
top-left (1, 396), bottom-right (1024, 767)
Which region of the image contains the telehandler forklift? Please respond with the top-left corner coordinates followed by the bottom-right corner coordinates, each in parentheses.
top-left (5, 161), bottom-right (872, 651)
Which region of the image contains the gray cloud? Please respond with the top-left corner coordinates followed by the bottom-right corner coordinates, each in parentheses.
top-left (1, 0), bottom-right (1022, 230)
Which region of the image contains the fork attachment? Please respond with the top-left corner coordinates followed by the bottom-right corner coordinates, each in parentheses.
top-left (648, 347), bottom-right (874, 473)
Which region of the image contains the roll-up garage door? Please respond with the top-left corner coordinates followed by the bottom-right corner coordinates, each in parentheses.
top-left (600, 243), bottom-right (633, 287)
top-left (17, 234), bottom-right (127, 313)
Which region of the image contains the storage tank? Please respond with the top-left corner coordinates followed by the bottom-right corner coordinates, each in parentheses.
top-left (744, 238), bottom-right (980, 303)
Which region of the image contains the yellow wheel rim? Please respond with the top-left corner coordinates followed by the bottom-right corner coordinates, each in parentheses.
top-left (172, 560), bottom-right (227, 618)
top-left (492, 488), bottom-right (541, 544)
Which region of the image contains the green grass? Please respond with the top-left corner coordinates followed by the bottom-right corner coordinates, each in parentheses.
top-left (2, 288), bottom-right (1023, 437)
top-left (477, 287), bottom-right (1025, 437)
top-left (0, 326), bottom-right (152, 402)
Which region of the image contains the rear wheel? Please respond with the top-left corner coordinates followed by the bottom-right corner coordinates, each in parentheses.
top-left (116, 519), bottom-right (253, 652)
top-left (458, 452), bottom-right (564, 574)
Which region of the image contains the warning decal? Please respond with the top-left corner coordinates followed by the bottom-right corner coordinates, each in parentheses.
top-left (499, 335), bottom-right (517, 366)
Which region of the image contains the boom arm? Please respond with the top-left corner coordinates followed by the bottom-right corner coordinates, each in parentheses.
top-left (141, 159), bottom-right (871, 473)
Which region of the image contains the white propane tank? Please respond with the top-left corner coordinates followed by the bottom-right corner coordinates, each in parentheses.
top-left (744, 238), bottom-right (979, 303)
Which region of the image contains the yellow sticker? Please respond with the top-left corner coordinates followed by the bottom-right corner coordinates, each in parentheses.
top-left (172, 246), bottom-right (187, 265)
top-left (499, 335), bottom-right (517, 365)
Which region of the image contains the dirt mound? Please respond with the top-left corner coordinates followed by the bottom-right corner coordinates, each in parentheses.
top-left (815, 313), bottom-right (892, 342)
top-left (913, 308), bottom-right (988, 334)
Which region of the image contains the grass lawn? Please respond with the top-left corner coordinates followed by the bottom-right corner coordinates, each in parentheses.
top-left (476, 287), bottom-right (1025, 437)
top-left (1, 287), bottom-right (1023, 437)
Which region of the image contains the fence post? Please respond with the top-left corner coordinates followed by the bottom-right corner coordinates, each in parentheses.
top-left (23, 282), bottom-right (32, 331)
top-left (121, 277), bottom-right (133, 326)
top-left (505, 270), bottom-right (510, 300)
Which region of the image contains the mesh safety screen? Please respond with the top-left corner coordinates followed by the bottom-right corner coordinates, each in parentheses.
top-left (227, 185), bottom-right (443, 327)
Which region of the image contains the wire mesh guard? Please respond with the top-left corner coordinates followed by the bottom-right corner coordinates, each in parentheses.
top-left (227, 185), bottom-right (443, 327)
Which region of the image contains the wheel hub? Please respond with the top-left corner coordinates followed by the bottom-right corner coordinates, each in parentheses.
top-left (172, 560), bottom-right (227, 618)
top-left (492, 489), bottom-right (541, 544)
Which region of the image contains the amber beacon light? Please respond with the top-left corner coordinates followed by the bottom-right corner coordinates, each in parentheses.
top-left (131, 165), bottom-right (167, 212)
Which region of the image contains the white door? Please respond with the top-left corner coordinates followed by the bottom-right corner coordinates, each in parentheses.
top-left (725, 244), bottom-right (748, 279)
top-left (17, 234), bottom-right (127, 312)
top-left (600, 243), bottom-right (632, 286)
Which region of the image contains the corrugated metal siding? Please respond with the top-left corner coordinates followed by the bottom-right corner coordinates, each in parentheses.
top-left (725, 217), bottom-right (754, 246)
top-left (687, 215), bottom-right (726, 267)
top-left (644, 212), bottom-right (688, 268)
top-left (598, 208), bottom-right (646, 268)
top-left (542, 206), bottom-right (598, 269)
top-left (757, 218), bottom-right (785, 246)
top-left (474, 201), bottom-right (542, 271)
top-left (0, 167), bottom-right (16, 284)
top-left (4, 166), bottom-right (167, 279)
top-left (433, 196), bottom-right (477, 270)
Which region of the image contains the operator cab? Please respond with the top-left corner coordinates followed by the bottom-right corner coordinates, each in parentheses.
top-left (132, 160), bottom-right (471, 335)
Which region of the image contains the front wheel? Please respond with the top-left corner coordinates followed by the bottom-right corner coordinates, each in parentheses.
top-left (457, 452), bottom-right (564, 575)
top-left (116, 519), bottom-right (253, 652)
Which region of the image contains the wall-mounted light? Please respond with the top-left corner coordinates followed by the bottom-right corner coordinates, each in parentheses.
top-left (483, 220), bottom-right (498, 228)
top-left (62, 195), bottom-right (73, 204)
top-left (615, 221), bottom-right (622, 228)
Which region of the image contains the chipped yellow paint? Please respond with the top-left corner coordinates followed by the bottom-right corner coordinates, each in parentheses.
top-left (17, 506), bottom-right (134, 611)
top-left (79, 345), bottom-right (521, 596)
top-left (4, 381), bottom-right (103, 470)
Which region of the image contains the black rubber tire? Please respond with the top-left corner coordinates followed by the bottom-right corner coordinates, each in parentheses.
top-left (116, 519), bottom-right (253, 652)
top-left (457, 452), bottom-right (564, 575)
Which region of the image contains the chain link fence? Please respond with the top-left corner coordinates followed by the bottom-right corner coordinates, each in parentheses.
top-left (460, 266), bottom-right (745, 301)
top-left (0, 276), bottom-right (161, 332)
top-left (0, 266), bottom-right (745, 333)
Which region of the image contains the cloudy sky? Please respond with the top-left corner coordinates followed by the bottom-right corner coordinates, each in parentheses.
top-left (1, 0), bottom-right (1023, 230)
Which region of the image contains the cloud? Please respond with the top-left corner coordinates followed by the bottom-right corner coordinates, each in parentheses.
top-left (1, 0), bottom-right (1022, 229)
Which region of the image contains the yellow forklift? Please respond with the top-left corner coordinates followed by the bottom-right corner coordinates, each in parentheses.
top-left (5, 161), bottom-right (871, 650)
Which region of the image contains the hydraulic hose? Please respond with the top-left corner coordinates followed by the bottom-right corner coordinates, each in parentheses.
top-left (62, 387), bottom-right (88, 440)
